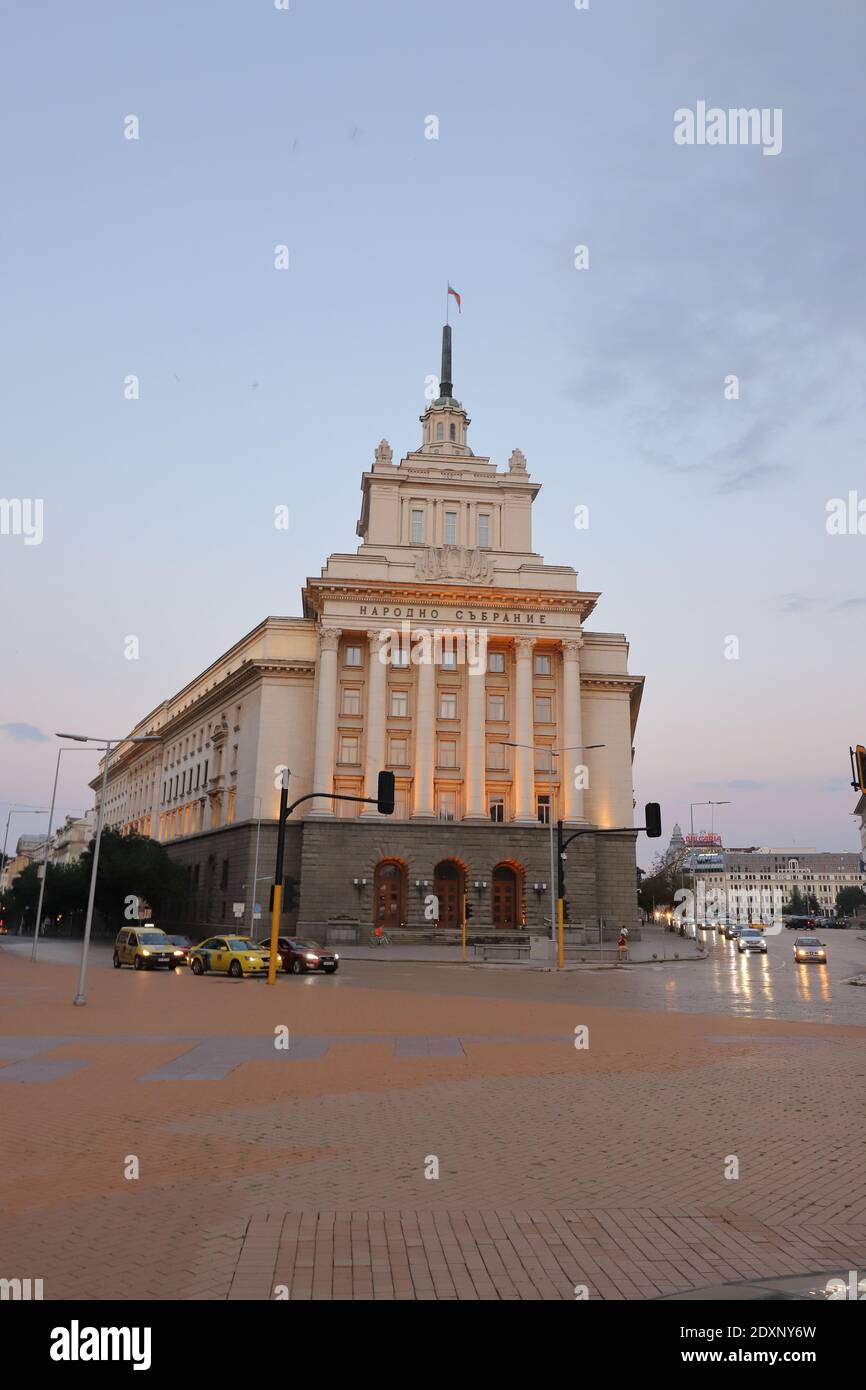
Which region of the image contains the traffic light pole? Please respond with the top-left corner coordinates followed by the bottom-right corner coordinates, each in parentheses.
top-left (556, 809), bottom-right (661, 970)
top-left (267, 780), bottom-right (395, 986)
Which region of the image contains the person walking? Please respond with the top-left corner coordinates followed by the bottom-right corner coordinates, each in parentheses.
top-left (617, 927), bottom-right (629, 963)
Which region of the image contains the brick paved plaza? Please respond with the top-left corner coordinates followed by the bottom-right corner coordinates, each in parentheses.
top-left (2, 946), bottom-right (866, 1300)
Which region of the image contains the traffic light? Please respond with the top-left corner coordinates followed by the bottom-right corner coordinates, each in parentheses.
top-left (644, 802), bottom-right (662, 838)
top-left (465, 898), bottom-right (474, 921)
top-left (562, 899), bottom-right (571, 924)
top-left (377, 770), bottom-right (395, 815)
top-left (854, 746), bottom-right (866, 795)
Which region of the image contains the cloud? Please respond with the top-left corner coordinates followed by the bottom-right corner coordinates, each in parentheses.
top-left (0, 722), bottom-right (48, 742)
top-left (713, 462), bottom-right (788, 495)
top-left (696, 779), bottom-right (767, 791)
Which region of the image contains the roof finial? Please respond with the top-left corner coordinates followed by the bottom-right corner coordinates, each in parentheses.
top-left (440, 323), bottom-right (453, 399)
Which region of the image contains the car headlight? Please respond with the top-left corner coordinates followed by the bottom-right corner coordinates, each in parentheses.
top-left (246, 955), bottom-right (258, 961)
top-left (334, 953), bottom-right (340, 960)
top-left (305, 953), bottom-right (318, 962)
top-left (142, 949), bottom-right (150, 957)
top-left (173, 950), bottom-right (183, 957)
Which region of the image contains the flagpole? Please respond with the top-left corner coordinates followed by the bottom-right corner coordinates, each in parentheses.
top-left (445, 281), bottom-right (449, 326)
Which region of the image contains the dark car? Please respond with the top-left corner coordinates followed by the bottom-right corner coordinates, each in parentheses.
top-left (277, 937), bottom-right (339, 975)
top-left (165, 934), bottom-right (192, 965)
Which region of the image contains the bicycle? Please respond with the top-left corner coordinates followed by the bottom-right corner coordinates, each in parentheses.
top-left (369, 930), bottom-right (391, 946)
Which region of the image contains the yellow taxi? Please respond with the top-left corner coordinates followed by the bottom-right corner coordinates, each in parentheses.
top-left (189, 935), bottom-right (281, 978)
top-left (113, 925), bottom-right (175, 970)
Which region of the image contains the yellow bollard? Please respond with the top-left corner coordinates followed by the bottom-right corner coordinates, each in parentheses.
top-left (267, 883), bottom-right (282, 985)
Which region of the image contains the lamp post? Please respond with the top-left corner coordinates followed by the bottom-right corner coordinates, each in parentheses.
top-left (689, 799), bottom-right (731, 935)
top-left (32, 743), bottom-right (105, 960)
top-left (497, 741), bottom-right (604, 953)
top-left (58, 732), bottom-right (160, 1007)
top-left (248, 795), bottom-right (262, 935)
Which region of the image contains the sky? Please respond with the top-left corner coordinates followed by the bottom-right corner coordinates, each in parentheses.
top-left (1, 0), bottom-right (865, 858)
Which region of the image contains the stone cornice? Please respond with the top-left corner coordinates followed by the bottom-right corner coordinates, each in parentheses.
top-left (90, 658), bottom-right (315, 789)
top-left (304, 577), bottom-right (600, 621)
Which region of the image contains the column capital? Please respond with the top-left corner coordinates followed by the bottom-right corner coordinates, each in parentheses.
top-left (514, 635), bottom-right (535, 658)
top-left (319, 625), bottom-right (343, 653)
top-left (561, 635), bottom-right (584, 660)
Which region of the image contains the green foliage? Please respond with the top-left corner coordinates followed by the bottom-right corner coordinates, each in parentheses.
top-left (2, 830), bottom-right (188, 933)
top-left (637, 860), bottom-right (682, 914)
top-left (836, 884), bottom-right (866, 916)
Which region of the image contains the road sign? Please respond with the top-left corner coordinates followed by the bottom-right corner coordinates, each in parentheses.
top-left (232, 902), bottom-right (245, 919)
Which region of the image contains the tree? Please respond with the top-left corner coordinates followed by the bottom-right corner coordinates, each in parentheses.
top-left (78, 830), bottom-right (188, 925)
top-left (836, 885), bottom-right (866, 916)
top-left (782, 888), bottom-right (820, 916)
top-left (637, 859), bottom-right (682, 915)
top-left (2, 831), bottom-right (188, 936)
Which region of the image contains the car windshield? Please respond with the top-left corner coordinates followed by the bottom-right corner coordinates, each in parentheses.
top-left (796, 937), bottom-right (821, 946)
top-left (294, 940), bottom-right (322, 951)
top-left (139, 932), bottom-right (166, 945)
top-left (226, 938), bottom-right (260, 951)
top-left (166, 936), bottom-right (189, 947)
top-left (742, 931), bottom-right (761, 938)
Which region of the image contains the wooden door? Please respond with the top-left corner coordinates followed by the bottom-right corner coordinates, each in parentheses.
top-left (492, 869), bottom-right (517, 929)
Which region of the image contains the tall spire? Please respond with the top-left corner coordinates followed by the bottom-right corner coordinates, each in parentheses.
top-left (439, 324), bottom-right (453, 399)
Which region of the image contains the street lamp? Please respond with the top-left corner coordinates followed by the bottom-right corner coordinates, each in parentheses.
top-left (32, 741), bottom-right (107, 960)
top-left (59, 732), bottom-right (161, 1007)
top-left (689, 799), bottom-right (731, 934)
top-left (497, 741), bottom-right (604, 951)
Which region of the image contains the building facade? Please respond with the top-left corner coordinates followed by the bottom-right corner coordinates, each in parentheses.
top-left (91, 327), bottom-right (645, 937)
top-left (686, 846), bottom-right (865, 920)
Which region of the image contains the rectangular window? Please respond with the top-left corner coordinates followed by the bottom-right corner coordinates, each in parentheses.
top-left (390, 689), bottom-right (409, 717)
top-left (534, 695), bottom-right (553, 723)
top-left (534, 653), bottom-right (552, 675)
top-left (489, 797), bottom-right (505, 823)
top-left (344, 645), bottom-right (362, 667)
top-left (440, 645), bottom-right (457, 670)
top-left (411, 509), bottom-right (424, 543)
top-left (487, 692), bottom-right (506, 721)
top-left (203, 759), bottom-right (208, 785)
top-left (436, 789), bottom-right (457, 821)
top-left (439, 691), bottom-right (458, 719)
top-left (488, 651), bottom-right (505, 673)
top-left (339, 734), bottom-right (360, 765)
top-left (535, 745), bottom-right (554, 773)
top-left (195, 765), bottom-right (200, 790)
top-left (444, 511), bottom-right (457, 545)
top-left (438, 738), bottom-right (458, 768)
top-left (487, 740), bottom-right (506, 770)
top-left (536, 795), bottom-right (551, 825)
top-left (389, 736), bottom-right (409, 766)
top-left (342, 687), bottom-right (362, 716)
top-left (390, 646), bottom-right (410, 668)
top-left (478, 515), bottom-right (490, 549)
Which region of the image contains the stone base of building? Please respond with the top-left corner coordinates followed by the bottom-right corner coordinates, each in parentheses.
top-left (160, 817), bottom-right (640, 940)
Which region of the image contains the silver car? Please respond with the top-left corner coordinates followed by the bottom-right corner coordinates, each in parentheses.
top-left (794, 935), bottom-right (827, 964)
top-left (737, 928), bottom-right (767, 955)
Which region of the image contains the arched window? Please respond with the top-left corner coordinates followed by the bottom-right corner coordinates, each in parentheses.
top-left (449, 422), bottom-right (456, 441)
top-left (436, 422), bottom-right (444, 440)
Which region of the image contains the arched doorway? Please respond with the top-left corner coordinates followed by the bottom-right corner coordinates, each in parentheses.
top-left (433, 860), bottom-right (465, 929)
top-left (373, 860), bottom-right (406, 932)
top-left (492, 863), bottom-right (522, 930)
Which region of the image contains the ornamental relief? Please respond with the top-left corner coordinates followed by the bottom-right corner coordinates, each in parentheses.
top-left (414, 545), bottom-right (495, 585)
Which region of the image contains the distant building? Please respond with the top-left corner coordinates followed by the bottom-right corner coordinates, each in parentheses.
top-left (49, 813), bottom-right (95, 866)
top-left (685, 847), bottom-right (864, 919)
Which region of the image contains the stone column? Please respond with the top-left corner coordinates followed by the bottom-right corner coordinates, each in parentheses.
top-left (562, 636), bottom-right (587, 824)
top-left (412, 637), bottom-right (435, 817)
top-left (464, 655), bottom-right (486, 820)
top-left (310, 625), bottom-right (342, 816)
top-left (513, 636), bottom-right (536, 823)
top-left (362, 629), bottom-right (388, 815)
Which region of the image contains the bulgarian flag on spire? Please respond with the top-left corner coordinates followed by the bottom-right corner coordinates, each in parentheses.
top-left (447, 283), bottom-right (462, 313)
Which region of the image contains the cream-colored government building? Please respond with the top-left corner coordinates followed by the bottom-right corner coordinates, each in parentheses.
top-left (93, 328), bottom-right (645, 936)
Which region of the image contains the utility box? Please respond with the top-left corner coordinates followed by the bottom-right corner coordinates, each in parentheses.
top-left (529, 935), bottom-right (555, 963)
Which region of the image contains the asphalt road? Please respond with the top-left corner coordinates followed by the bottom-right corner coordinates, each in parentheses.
top-left (4, 925), bottom-right (866, 1025)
